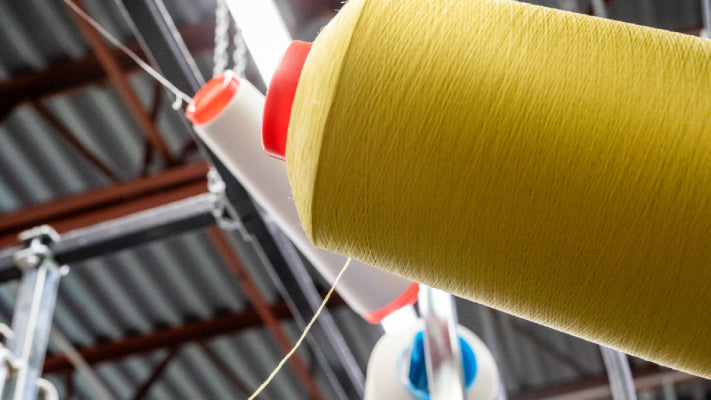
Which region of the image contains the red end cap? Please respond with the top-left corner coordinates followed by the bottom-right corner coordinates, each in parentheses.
top-left (186, 71), bottom-right (240, 125)
top-left (262, 40), bottom-right (312, 160)
top-left (362, 283), bottom-right (420, 324)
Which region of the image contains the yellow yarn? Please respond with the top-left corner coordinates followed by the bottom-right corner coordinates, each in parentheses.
top-left (287, 0), bottom-right (711, 377)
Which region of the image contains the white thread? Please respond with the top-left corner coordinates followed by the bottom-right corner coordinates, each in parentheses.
top-left (62, 0), bottom-right (193, 106)
top-left (590, 0), bottom-right (608, 18)
top-left (214, 0), bottom-right (231, 77)
top-left (247, 258), bottom-right (352, 400)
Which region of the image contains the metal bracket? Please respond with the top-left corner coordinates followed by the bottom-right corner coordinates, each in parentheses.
top-left (0, 225), bottom-right (66, 399)
top-left (13, 227), bottom-right (69, 279)
top-left (14, 226), bottom-right (61, 272)
top-left (419, 286), bottom-right (466, 400)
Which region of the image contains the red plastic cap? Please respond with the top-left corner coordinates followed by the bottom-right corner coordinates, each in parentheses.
top-left (262, 40), bottom-right (312, 160)
top-left (362, 283), bottom-right (420, 324)
top-left (186, 71), bottom-right (240, 125)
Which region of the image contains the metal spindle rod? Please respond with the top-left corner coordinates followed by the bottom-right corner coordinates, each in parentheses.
top-left (702, 0), bottom-right (711, 38)
top-left (419, 286), bottom-right (466, 400)
top-left (600, 346), bottom-right (637, 400)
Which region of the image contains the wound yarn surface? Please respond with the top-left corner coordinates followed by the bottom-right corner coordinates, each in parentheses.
top-left (287, 0), bottom-right (711, 377)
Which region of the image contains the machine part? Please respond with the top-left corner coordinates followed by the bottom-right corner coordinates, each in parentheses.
top-left (0, 227), bottom-right (65, 400)
top-left (419, 286), bottom-right (466, 400)
top-left (702, 0), bottom-right (711, 38)
top-left (601, 346), bottom-right (637, 400)
top-left (114, 1), bottom-right (365, 397)
top-left (364, 320), bottom-right (501, 400)
top-left (187, 72), bottom-right (418, 320)
top-left (0, 193), bottom-right (220, 274)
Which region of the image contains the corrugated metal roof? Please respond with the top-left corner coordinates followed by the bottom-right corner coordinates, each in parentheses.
top-left (0, 0), bottom-right (708, 399)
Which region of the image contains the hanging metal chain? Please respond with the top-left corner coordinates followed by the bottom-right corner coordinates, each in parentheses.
top-left (213, 0), bottom-right (231, 77)
top-left (214, 0), bottom-right (249, 78)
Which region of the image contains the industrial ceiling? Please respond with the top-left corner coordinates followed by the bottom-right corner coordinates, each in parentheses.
top-left (0, 0), bottom-right (707, 399)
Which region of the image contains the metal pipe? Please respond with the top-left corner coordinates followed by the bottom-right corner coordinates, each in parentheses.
top-left (419, 286), bottom-right (466, 400)
top-left (590, 0), bottom-right (608, 19)
top-left (1, 232), bottom-right (65, 400)
top-left (49, 328), bottom-right (117, 400)
top-left (600, 346), bottom-right (637, 400)
top-left (702, 0), bottom-right (711, 38)
top-left (0, 193), bottom-right (219, 273)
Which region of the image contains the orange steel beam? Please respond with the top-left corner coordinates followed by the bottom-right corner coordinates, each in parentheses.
top-left (206, 227), bottom-right (326, 400)
top-left (0, 161), bottom-right (209, 248)
top-left (0, 20), bottom-right (215, 119)
top-left (130, 346), bottom-right (180, 400)
top-left (68, 0), bottom-right (175, 165)
top-left (42, 292), bottom-right (345, 374)
top-left (33, 101), bottom-right (120, 182)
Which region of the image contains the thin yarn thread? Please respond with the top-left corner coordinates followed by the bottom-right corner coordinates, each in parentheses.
top-left (247, 258), bottom-right (351, 400)
top-left (62, 0), bottom-right (192, 109)
top-left (61, 1), bottom-right (350, 397)
top-left (288, 0), bottom-right (711, 378)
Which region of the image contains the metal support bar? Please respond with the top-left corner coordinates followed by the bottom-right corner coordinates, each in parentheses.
top-left (0, 193), bottom-right (219, 275)
top-left (419, 286), bottom-right (466, 400)
top-left (113, 1), bottom-right (365, 397)
top-left (32, 101), bottom-right (119, 182)
top-left (43, 291), bottom-right (345, 374)
top-left (0, 227), bottom-right (65, 400)
top-left (0, 161), bottom-right (209, 246)
top-left (702, 0), bottom-right (711, 38)
top-left (600, 346), bottom-right (637, 400)
top-left (49, 328), bottom-right (117, 400)
top-left (197, 343), bottom-right (251, 397)
top-left (130, 346), bottom-right (180, 400)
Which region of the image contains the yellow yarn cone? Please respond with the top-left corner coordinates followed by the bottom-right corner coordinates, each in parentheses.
top-left (286, 0), bottom-right (711, 377)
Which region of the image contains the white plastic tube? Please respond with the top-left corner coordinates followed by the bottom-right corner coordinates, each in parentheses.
top-left (187, 73), bottom-right (418, 322)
